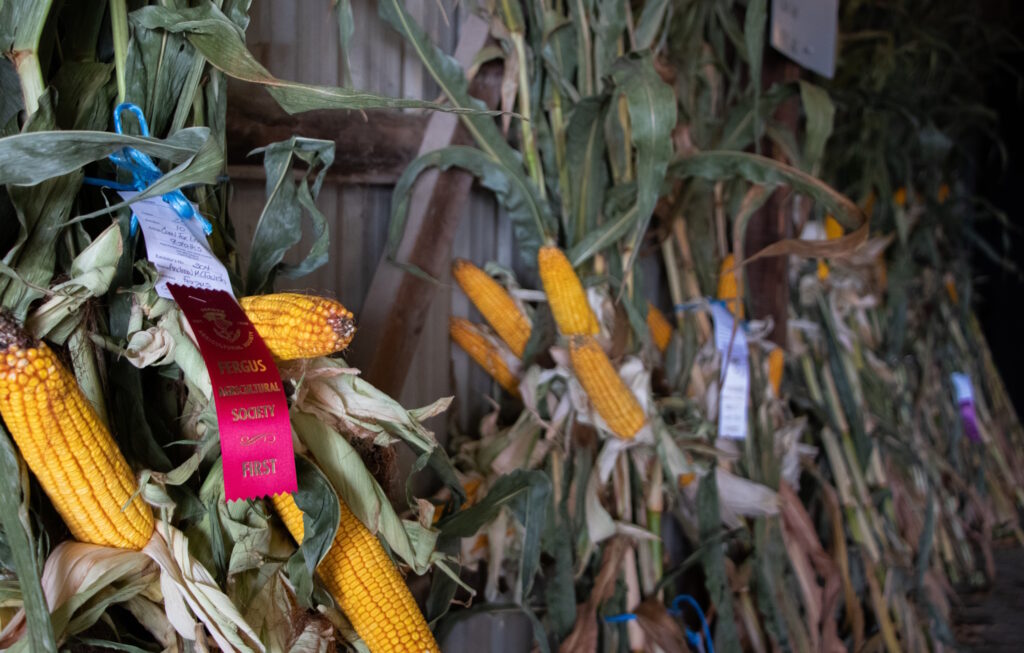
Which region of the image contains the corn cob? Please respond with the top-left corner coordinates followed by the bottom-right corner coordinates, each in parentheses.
top-left (768, 348), bottom-right (784, 396)
top-left (0, 312), bottom-right (154, 550)
top-left (717, 254), bottom-right (739, 315)
top-left (945, 276), bottom-right (959, 305)
top-left (646, 303), bottom-right (673, 353)
top-left (862, 191), bottom-right (877, 218)
top-left (817, 216), bottom-right (845, 281)
top-left (537, 246), bottom-right (599, 335)
top-left (824, 215), bottom-right (844, 240)
top-left (240, 293), bottom-right (355, 361)
top-left (569, 335), bottom-right (645, 439)
top-left (893, 186), bottom-right (907, 208)
top-left (452, 259), bottom-right (531, 356)
top-left (449, 318), bottom-right (520, 397)
top-left (271, 493), bottom-right (440, 653)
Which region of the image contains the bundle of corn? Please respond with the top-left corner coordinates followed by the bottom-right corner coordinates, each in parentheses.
top-left (385, 1), bottom-right (1024, 653)
top-left (0, 1), bottom-right (469, 650)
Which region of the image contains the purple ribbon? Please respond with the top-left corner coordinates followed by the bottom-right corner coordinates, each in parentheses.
top-left (959, 400), bottom-right (980, 442)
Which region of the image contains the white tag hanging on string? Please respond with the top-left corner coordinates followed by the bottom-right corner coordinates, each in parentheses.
top-left (711, 303), bottom-right (750, 440)
top-left (770, 0), bottom-right (839, 79)
top-left (120, 192), bottom-right (233, 299)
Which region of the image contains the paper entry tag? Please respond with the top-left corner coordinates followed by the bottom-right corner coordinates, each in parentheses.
top-left (951, 372), bottom-right (981, 443)
top-left (711, 303), bottom-right (749, 440)
top-left (770, 0), bottom-right (839, 79)
top-left (120, 192), bottom-right (232, 299)
top-left (128, 194), bottom-right (296, 500)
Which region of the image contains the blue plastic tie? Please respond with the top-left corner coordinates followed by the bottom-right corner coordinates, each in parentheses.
top-left (602, 594), bottom-right (713, 653)
top-left (82, 103), bottom-right (211, 236)
top-left (670, 594), bottom-right (715, 653)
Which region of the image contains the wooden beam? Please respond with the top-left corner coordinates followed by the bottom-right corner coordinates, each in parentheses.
top-left (745, 52), bottom-right (801, 347)
top-left (225, 79), bottom-right (427, 185)
top-left (347, 13), bottom-right (497, 399)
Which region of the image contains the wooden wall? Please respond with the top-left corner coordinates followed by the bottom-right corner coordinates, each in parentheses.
top-left (233, 0), bottom-right (521, 430)
top-left (230, 3), bottom-right (531, 649)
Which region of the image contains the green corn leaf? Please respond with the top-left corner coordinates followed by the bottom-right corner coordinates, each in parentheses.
top-left (25, 221), bottom-right (120, 343)
top-left (0, 427), bottom-right (56, 652)
top-left (377, 0), bottom-right (521, 167)
top-left (540, 9), bottom-right (578, 102)
top-left (125, 10), bottom-right (198, 137)
top-left (592, 0), bottom-right (626, 85)
top-left (387, 146), bottom-right (553, 268)
top-left (669, 150), bottom-right (864, 231)
top-left (293, 411), bottom-right (439, 575)
top-left (0, 127), bottom-right (211, 186)
top-left (610, 53), bottom-right (677, 270)
top-left (50, 62), bottom-right (116, 131)
top-left (440, 469), bottom-right (551, 538)
top-left (798, 80), bottom-right (835, 174)
top-left (134, 3), bottom-right (478, 115)
top-left (245, 137), bottom-right (334, 294)
top-left (817, 294), bottom-right (870, 468)
top-left (509, 472), bottom-right (551, 601)
top-left (565, 96), bottom-right (607, 247)
top-left (543, 482), bottom-right (576, 641)
top-left (334, 0), bottom-right (355, 86)
top-left (744, 0), bottom-right (767, 148)
top-left (567, 200), bottom-right (636, 267)
top-left (0, 96), bottom-right (78, 317)
top-left (0, 0), bottom-right (52, 115)
top-left (717, 83), bottom-right (795, 152)
top-left (439, 469), bottom-right (551, 601)
top-left (425, 539), bottom-right (462, 624)
top-left (287, 456), bottom-right (342, 608)
top-left (698, 472), bottom-right (741, 653)
top-left (635, 0), bottom-right (671, 50)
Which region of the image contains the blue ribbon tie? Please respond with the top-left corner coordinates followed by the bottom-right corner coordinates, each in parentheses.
top-left (83, 103), bottom-right (212, 237)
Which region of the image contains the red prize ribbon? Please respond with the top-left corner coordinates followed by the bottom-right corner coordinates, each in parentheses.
top-left (169, 284), bottom-right (297, 500)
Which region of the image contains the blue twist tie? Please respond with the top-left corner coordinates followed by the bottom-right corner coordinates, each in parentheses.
top-left (669, 594), bottom-right (715, 653)
top-left (85, 103), bottom-right (211, 237)
top-left (602, 594), bottom-right (714, 653)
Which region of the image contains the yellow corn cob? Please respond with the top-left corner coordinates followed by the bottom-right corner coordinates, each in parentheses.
top-left (768, 348), bottom-right (784, 396)
top-left (824, 215), bottom-right (844, 240)
top-left (452, 259), bottom-right (531, 357)
top-left (0, 313), bottom-right (154, 550)
top-left (240, 293), bottom-right (355, 361)
top-left (862, 191), bottom-right (877, 218)
top-left (646, 303), bottom-right (673, 353)
top-left (945, 276), bottom-right (959, 305)
top-left (537, 246), bottom-right (599, 335)
top-left (717, 254), bottom-right (739, 315)
top-left (817, 216), bottom-right (845, 281)
top-left (449, 318), bottom-right (520, 397)
top-left (271, 493), bottom-right (440, 653)
top-left (569, 335), bottom-right (645, 439)
top-left (893, 186), bottom-right (907, 208)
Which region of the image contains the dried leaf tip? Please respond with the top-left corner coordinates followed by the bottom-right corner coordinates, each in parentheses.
top-left (0, 310), bottom-right (35, 351)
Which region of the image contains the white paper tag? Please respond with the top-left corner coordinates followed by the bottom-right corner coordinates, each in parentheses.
top-left (770, 0), bottom-right (839, 79)
top-left (120, 192), bottom-right (232, 299)
top-left (951, 372), bottom-right (974, 404)
top-left (711, 303), bottom-right (749, 440)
